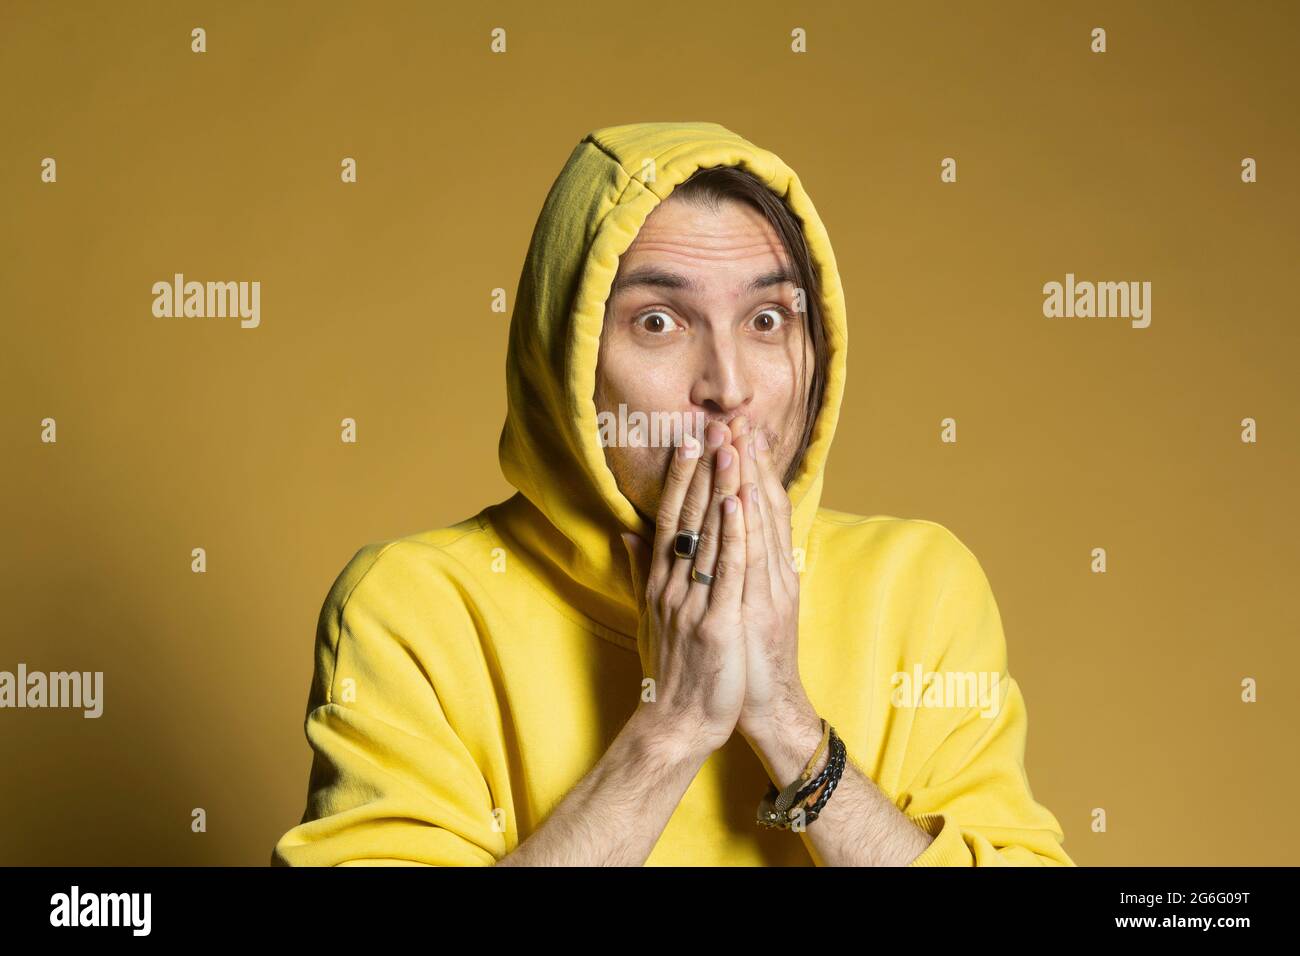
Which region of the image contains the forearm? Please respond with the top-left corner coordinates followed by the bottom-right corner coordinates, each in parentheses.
top-left (746, 702), bottom-right (934, 867)
top-left (495, 707), bottom-right (709, 866)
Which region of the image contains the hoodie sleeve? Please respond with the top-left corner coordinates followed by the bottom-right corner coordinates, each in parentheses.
top-left (897, 530), bottom-right (1074, 867)
top-left (271, 543), bottom-right (505, 866)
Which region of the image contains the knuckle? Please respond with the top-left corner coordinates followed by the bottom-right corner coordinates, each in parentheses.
top-left (695, 526), bottom-right (716, 553)
top-left (678, 499), bottom-right (705, 529)
top-left (713, 558), bottom-right (739, 581)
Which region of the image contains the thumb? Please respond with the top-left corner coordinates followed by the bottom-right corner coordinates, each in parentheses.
top-left (621, 531), bottom-right (650, 609)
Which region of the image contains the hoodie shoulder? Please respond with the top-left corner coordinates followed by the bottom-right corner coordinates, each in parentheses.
top-left (812, 506), bottom-right (976, 556)
top-left (319, 515), bottom-right (490, 621)
top-left (810, 507), bottom-right (988, 598)
top-left (305, 517), bottom-right (496, 732)
top-left (315, 516), bottom-right (494, 669)
top-left (808, 507), bottom-right (1008, 679)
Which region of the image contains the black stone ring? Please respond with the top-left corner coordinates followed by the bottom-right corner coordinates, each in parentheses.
top-left (673, 529), bottom-right (700, 559)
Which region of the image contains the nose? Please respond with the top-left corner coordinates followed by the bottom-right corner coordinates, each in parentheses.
top-left (688, 327), bottom-right (752, 421)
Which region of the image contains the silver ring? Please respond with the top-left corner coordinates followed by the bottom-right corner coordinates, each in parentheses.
top-left (690, 566), bottom-right (714, 586)
top-left (673, 530), bottom-right (700, 559)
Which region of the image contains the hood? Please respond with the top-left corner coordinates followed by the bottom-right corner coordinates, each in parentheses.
top-left (495, 121), bottom-right (848, 641)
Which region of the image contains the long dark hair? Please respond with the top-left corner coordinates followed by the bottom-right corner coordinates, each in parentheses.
top-left (670, 165), bottom-right (829, 487)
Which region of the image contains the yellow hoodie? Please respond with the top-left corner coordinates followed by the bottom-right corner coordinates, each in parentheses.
top-left (272, 121), bottom-right (1073, 867)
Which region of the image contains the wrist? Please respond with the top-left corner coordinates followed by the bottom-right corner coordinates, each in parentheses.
top-left (745, 699), bottom-right (828, 786)
top-left (626, 704), bottom-right (721, 768)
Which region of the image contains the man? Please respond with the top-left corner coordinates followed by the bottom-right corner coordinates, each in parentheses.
top-left (272, 121), bottom-right (1073, 866)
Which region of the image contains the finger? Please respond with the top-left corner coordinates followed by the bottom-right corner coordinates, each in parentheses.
top-left (730, 416), bottom-right (758, 520)
top-left (753, 427), bottom-right (797, 581)
top-left (668, 420), bottom-right (729, 594)
top-left (684, 438), bottom-right (741, 611)
top-left (650, 432), bottom-right (702, 597)
top-left (706, 493), bottom-right (746, 613)
top-left (738, 482), bottom-right (772, 609)
top-left (732, 415), bottom-right (783, 595)
top-left (731, 414), bottom-right (757, 495)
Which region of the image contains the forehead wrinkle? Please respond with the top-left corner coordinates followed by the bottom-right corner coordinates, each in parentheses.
top-left (613, 241), bottom-right (795, 297)
top-left (627, 233), bottom-right (784, 260)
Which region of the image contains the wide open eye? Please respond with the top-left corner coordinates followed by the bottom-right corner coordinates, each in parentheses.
top-left (634, 310), bottom-right (682, 335)
top-left (750, 306), bottom-right (791, 334)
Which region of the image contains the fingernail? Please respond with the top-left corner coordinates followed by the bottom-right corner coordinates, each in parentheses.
top-left (723, 496), bottom-right (737, 514)
top-left (680, 434), bottom-right (700, 460)
top-left (717, 448), bottom-right (733, 470)
top-left (706, 423), bottom-right (725, 449)
top-left (755, 430), bottom-right (769, 452)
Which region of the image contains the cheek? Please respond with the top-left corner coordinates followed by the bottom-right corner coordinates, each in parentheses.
top-left (750, 348), bottom-right (805, 418)
top-left (601, 348), bottom-right (691, 416)
top-left (604, 441), bottom-right (672, 511)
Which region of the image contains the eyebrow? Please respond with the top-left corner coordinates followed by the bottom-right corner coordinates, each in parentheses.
top-left (610, 266), bottom-right (796, 295)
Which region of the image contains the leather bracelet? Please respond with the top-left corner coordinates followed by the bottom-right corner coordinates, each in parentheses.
top-left (772, 718), bottom-right (830, 816)
top-left (797, 731), bottom-right (846, 823)
top-left (788, 728), bottom-right (844, 817)
top-left (792, 727), bottom-right (838, 802)
top-left (756, 722), bottom-right (843, 829)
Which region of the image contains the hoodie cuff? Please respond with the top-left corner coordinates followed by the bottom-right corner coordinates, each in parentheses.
top-left (906, 812), bottom-right (975, 866)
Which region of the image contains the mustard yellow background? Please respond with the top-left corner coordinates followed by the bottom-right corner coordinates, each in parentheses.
top-left (2, 0), bottom-right (1296, 866)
